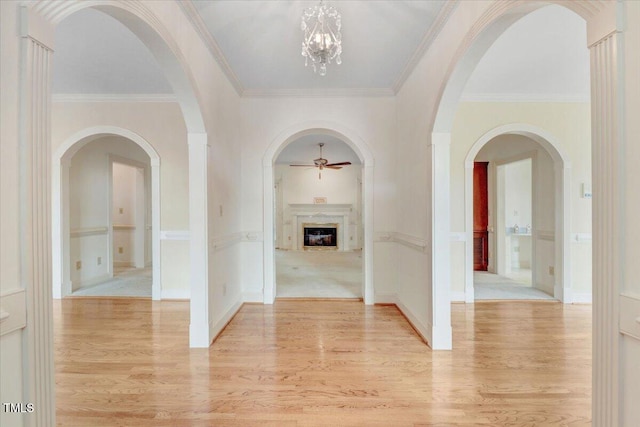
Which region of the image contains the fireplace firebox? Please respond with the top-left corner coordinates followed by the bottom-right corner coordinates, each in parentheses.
top-left (303, 225), bottom-right (338, 249)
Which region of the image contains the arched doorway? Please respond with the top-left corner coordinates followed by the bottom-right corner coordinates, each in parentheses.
top-left (262, 122), bottom-right (375, 305)
top-left (463, 124), bottom-right (572, 302)
top-left (273, 135), bottom-right (364, 299)
top-left (53, 126), bottom-right (161, 300)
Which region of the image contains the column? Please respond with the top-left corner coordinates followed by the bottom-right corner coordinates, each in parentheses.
top-left (20, 6), bottom-right (55, 427)
top-left (430, 132), bottom-right (452, 349)
top-left (188, 133), bottom-right (211, 347)
top-left (590, 29), bottom-right (622, 427)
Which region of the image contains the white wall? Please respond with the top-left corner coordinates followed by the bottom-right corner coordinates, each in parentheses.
top-left (451, 103), bottom-right (592, 299)
top-left (69, 137), bottom-right (150, 288)
top-left (240, 96), bottom-right (397, 302)
top-left (504, 159), bottom-right (532, 232)
top-left (275, 164), bottom-right (363, 251)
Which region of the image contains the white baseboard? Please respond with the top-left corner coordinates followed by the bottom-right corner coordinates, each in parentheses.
top-left (114, 261), bottom-right (134, 268)
top-left (210, 297), bottom-right (243, 343)
top-left (73, 273), bottom-right (111, 290)
top-left (572, 293), bottom-right (592, 303)
top-left (450, 291), bottom-right (466, 302)
top-left (374, 293), bottom-right (397, 304)
top-left (395, 298), bottom-right (432, 346)
top-left (161, 288), bottom-right (190, 300)
top-left (243, 291), bottom-right (264, 303)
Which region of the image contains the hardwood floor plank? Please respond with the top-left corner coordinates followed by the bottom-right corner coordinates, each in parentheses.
top-left (54, 299), bottom-right (591, 426)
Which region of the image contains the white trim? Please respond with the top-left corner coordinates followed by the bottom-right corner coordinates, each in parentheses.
top-left (572, 293), bottom-right (593, 304)
top-left (395, 299), bottom-right (431, 346)
top-left (241, 231), bottom-right (263, 242)
top-left (188, 133), bottom-right (211, 348)
top-left (161, 289), bottom-right (190, 300)
top-left (392, 1), bottom-right (459, 93)
top-left (177, 0), bottom-right (244, 95)
top-left (0, 289), bottom-right (27, 337)
top-left (450, 232), bottom-right (466, 242)
top-left (450, 291), bottom-right (466, 302)
top-left (73, 273), bottom-right (112, 290)
top-left (373, 293), bottom-right (397, 304)
top-left (262, 121), bottom-right (375, 306)
top-left (113, 261), bottom-right (134, 268)
top-left (572, 233), bottom-right (592, 243)
top-left (52, 93), bottom-right (177, 103)
top-left (210, 233), bottom-right (242, 251)
top-left (113, 224), bottom-right (136, 231)
top-left (393, 232), bottom-right (428, 251)
top-left (242, 292), bottom-right (264, 303)
top-left (160, 230), bottom-right (190, 240)
top-left (209, 297), bottom-right (243, 345)
top-left (70, 227), bottom-right (109, 238)
top-left (459, 92), bottom-right (590, 103)
top-left (243, 88), bottom-right (395, 98)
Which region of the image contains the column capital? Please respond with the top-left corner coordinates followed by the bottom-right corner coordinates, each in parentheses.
top-left (20, 6), bottom-right (55, 50)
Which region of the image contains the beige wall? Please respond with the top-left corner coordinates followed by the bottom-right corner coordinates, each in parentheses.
top-left (450, 102), bottom-right (592, 298)
top-left (52, 102), bottom-right (190, 295)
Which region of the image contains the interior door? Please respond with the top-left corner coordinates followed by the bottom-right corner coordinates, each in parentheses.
top-left (473, 162), bottom-right (489, 271)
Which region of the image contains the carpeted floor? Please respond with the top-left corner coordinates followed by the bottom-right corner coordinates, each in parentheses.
top-left (276, 250), bottom-right (362, 298)
top-left (71, 267), bottom-right (151, 297)
top-left (474, 270), bottom-right (555, 300)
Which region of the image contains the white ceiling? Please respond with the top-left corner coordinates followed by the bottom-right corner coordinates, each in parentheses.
top-left (52, 3), bottom-right (590, 164)
top-left (53, 8), bottom-right (172, 94)
top-left (52, 2), bottom-right (589, 99)
top-left (462, 5), bottom-right (589, 100)
top-left (189, 0), bottom-right (448, 93)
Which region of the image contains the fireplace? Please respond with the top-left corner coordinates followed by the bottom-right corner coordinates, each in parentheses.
top-left (303, 224), bottom-right (338, 250)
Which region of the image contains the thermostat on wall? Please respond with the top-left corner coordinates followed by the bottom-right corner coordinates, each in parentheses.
top-left (582, 183), bottom-right (592, 199)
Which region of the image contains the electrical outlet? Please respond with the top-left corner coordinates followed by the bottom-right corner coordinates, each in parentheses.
top-left (118, 247), bottom-right (123, 254)
top-left (288, 236), bottom-right (291, 240)
top-left (97, 257), bottom-right (102, 265)
top-left (350, 236), bottom-right (353, 241)
top-left (75, 261), bottom-right (81, 270)
top-left (119, 207), bottom-right (123, 214)
top-left (549, 266), bottom-right (555, 276)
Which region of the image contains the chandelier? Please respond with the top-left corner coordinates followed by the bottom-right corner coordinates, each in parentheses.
top-left (301, 0), bottom-right (342, 76)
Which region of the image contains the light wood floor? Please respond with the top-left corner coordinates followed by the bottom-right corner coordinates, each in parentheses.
top-left (53, 299), bottom-right (591, 426)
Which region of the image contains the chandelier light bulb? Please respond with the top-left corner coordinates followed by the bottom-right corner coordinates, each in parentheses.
top-left (301, 0), bottom-right (342, 76)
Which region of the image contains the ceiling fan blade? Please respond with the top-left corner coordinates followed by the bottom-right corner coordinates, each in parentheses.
top-left (290, 164), bottom-right (316, 167)
top-left (325, 166), bottom-right (342, 170)
top-left (325, 161), bottom-right (352, 167)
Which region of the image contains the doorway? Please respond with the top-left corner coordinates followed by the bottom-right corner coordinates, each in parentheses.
top-left (273, 135), bottom-right (363, 299)
top-left (53, 129), bottom-right (161, 300)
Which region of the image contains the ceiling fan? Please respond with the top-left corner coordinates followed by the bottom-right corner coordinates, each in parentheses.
top-left (289, 143), bottom-right (351, 179)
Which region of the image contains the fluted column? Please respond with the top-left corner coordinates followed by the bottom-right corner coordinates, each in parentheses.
top-left (20, 7), bottom-right (55, 427)
top-left (590, 30), bottom-right (622, 427)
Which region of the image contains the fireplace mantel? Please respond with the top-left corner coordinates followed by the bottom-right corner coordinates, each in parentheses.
top-left (288, 204), bottom-right (352, 251)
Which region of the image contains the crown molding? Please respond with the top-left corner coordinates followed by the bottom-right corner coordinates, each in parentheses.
top-left (459, 92), bottom-right (591, 103)
top-left (242, 87), bottom-right (395, 98)
top-left (178, 0), bottom-right (244, 95)
top-left (392, 0), bottom-right (459, 94)
top-left (52, 93), bottom-right (177, 103)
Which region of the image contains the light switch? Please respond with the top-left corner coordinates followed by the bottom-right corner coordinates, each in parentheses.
top-left (581, 183), bottom-right (592, 199)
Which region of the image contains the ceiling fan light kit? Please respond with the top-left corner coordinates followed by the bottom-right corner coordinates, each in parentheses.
top-left (289, 143), bottom-right (352, 179)
top-left (301, 0), bottom-right (342, 76)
